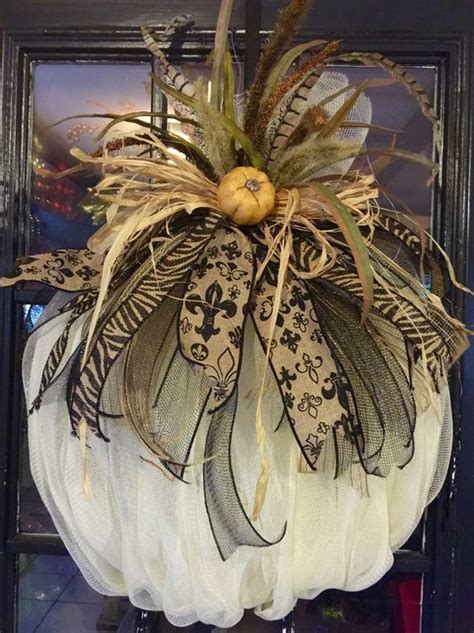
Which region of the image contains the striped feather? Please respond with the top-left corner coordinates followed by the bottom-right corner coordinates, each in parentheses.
top-left (141, 22), bottom-right (198, 142)
top-left (141, 26), bottom-right (195, 98)
top-left (260, 41), bottom-right (339, 160)
top-left (262, 66), bottom-right (326, 161)
top-left (334, 52), bottom-right (442, 151)
top-left (157, 14), bottom-right (191, 42)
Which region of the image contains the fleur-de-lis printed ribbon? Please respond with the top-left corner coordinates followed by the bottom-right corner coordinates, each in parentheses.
top-left (251, 263), bottom-right (350, 469)
top-left (0, 249), bottom-right (103, 291)
top-left (178, 227), bottom-right (285, 559)
top-left (179, 226), bottom-right (255, 411)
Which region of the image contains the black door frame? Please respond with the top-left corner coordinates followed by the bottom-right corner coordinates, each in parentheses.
top-left (1, 2), bottom-right (473, 631)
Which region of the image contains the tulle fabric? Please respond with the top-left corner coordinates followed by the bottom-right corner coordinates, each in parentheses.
top-left (24, 292), bottom-right (452, 628)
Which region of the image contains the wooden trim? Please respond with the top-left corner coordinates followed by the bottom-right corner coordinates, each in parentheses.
top-left (6, 534), bottom-right (68, 556)
top-left (244, 0), bottom-right (261, 88)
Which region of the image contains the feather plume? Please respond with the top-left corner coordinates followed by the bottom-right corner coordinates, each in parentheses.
top-left (270, 137), bottom-right (362, 187)
top-left (262, 38), bottom-right (328, 103)
top-left (260, 71), bottom-right (328, 162)
top-left (272, 139), bottom-right (438, 188)
top-left (260, 43), bottom-right (341, 163)
top-left (142, 22), bottom-right (198, 141)
top-left (157, 14), bottom-right (191, 41)
top-left (256, 40), bottom-right (340, 147)
top-left (244, 0), bottom-right (313, 139)
top-left (282, 105), bottom-right (330, 148)
top-left (191, 81), bottom-right (236, 179)
top-left (141, 26), bottom-right (195, 98)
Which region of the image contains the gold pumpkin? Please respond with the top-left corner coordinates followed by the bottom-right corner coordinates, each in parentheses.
top-left (217, 167), bottom-right (276, 226)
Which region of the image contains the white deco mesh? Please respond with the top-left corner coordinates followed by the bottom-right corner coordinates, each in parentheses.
top-left (23, 293), bottom-right (453, 627)
top-left (306, 71), bottom-right (373, 178)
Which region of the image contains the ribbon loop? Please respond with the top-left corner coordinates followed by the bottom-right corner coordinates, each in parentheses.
top-left (180, 226), bottom-right (255, 411)
top-left (252, 263), bottom-right (349, 470)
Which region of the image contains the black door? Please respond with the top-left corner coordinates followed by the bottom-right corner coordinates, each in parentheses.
top-left (1, 1), bottom-right (473, 631)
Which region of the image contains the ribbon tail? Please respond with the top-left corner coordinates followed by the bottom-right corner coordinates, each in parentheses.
top-left (203, 389), bottom-right (286, 561)
top-left (307, 280), bottom-right (417, 477)
top-left (126, 338), bottom-right (212, 480)
top-left (0, 249), bottom-right (103, 290)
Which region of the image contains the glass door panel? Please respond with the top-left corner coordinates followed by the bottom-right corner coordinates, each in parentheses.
top-left (30, 63), bottom-right (152, 254)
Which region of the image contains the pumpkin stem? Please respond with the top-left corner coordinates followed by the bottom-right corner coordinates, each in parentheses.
top-left (245, 179), bottom-right (262, 193)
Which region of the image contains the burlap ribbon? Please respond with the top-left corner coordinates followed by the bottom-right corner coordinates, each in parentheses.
top-left (0, 249), bottom-right (103, 291)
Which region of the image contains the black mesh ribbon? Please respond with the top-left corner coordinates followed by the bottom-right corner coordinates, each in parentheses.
top-left (307, 281), bottom-right (417, 476)
top-left (204, 390), bottom-right (286, 561)
top-left (321, 258), bottom-right (467, 377)
top-left (122, 297), bottom-right (212, 480)
top-left (31, 291), bottom-right (98, 412)
top-left (67, 212), bottom-right (221, 440)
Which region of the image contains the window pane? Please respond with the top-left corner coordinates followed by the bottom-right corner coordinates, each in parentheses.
top-left (19, 430), bottom-right (56, 534)
top-left (30, 63), bottom-right (152, 254)
top-left (19, 305), bottom-right (57, 534)
top-left (21, 304), bottom-right (46, 332)
top-left (329, 64), bottom-right (437, 229)
top-left (17, 555), bottom-right (132, 633)
top-left (294, 576), bottom-right (422, 632)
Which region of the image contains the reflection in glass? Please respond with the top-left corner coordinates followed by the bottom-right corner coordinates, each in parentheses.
top-left (30, 63), bottom-right (152, 254)
top-left (17, 554), bottom-right (132, 633)
top-left (21, 304), bottom-right (45, 332)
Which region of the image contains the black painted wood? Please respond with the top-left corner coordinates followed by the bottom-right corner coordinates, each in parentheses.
top-left (245, 0), bottom-right (261, 87)
top-left (262, 0), bottom-right (474, 33)
top-left (1, 0), bottom-right (246, 29)
top-left (452, 37), bottom-right (474, 633)
top-left (0, 26), bottom-right (32, 633)
top-left (6, 534), bottom-right (68, 556)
